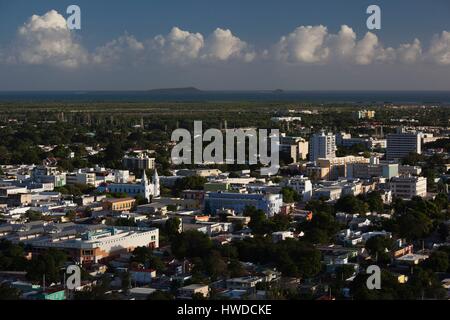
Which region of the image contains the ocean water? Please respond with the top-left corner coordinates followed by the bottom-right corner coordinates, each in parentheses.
top-left (0, 91), bottom-right (450, 104)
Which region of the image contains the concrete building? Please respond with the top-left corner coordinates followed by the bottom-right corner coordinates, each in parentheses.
top-left (282, 176), bottom-right (312, 201)
top-left (178, 284), bottom-right (210, 299)
top-left (356, 110), bottom-right (375, 119)
top-left (310, 156), bottom-right (369, 180)
top-left (272, 231), bottom-right (294, 243)
top-left (347, 159), bottom-right (399, 179)
top-left (66, 171), bottom-right (96, 186)
top-left (0, 222), bottom-right (159, 265)
top-left (205, 192), bottom-right (283, 217)
top-left (390, 176), bottom-right (427, 199)
top-left (31, 166), bottom-right (66, 187)
top-left (102, 198), bottom-right (136, 212)
top-left (100, 170), bottom-right (160, 202)
top-left (280, 135), bottom-right (309, 162)
top-left (386, 130), bottom-right (422, 161)
top-left (122, 153), bottom-right (155, 171)
top-left (309, 131), bottom-right (336, 161)
top-left (313, 186), bottom-right (342, 201)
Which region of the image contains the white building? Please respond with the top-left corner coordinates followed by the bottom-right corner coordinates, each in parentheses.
top-left (390, 176), bottom-right (427, 199)
top-left (66, 171), bottom-right (96, 186)
top-left (386, 130), bottom-right (422, 161)
top-left (102, 170), bottom-right (160, 202)
top-left (283, 176), bottom-right (312, 201)
top-left (272, 231), bottom-right (294, 243)
top-left (309, 131), bottom-right (336, 161)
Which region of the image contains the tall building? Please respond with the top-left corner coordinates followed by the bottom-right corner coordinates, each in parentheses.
top-left (356, 110), bottom-right (375, 119)
top-left (122, 153), bottom-right (155, 171)
top-left (280, 135), bottom-right (309, 162)
top-left (309, 131), bottom-right (336, 162)
top-left (386, 130), bottom-right (422, 161)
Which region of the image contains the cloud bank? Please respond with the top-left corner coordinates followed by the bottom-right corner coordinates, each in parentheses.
top-left (1, 9), bottom-right (450, 72)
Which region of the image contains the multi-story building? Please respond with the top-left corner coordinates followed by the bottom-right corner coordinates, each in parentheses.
top-left (356, 110), bottom-right (375, 119)
top-left (314, 156), bottom-right (369, 180)
top-left (309, 131), bottom-right (336, 162)
top-left (280, 135), bottom-right (309, 162)
top-left (66, 171), bottom-right (96, 186)
top-left (282, 176), bottom-right (312, 201)
top-left (386, 130), bottom-right (422, 161)
top-left (0, 222), bottom-right (159, 265)
top-left (31, 166), bottom-right (66, 187)
top-left (205, 192), bottom-right (282, 217)
top-left (102, 197), bottom-right (136, 212)
top-left (122, 153), bottom-right (155, 171)
top-left (390, 176), bottom-right (427, 199)
top-left (347, 158), bottom-right (399, 179)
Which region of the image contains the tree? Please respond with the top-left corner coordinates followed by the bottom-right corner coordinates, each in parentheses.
top-left (0, 283), bottom-right (21, 300)
top-left (204, 251), bottom-right (228, 280)
top-left (281, 187), bottom-right (299, 203)
top-left (26, 249), bottom-right (68, 285)
top-left (244, 206), bottom-right (269, 235)
top-left (302, 211), bottom-right (340, 244)
top-left (0, 240), bottom-right (27, 271)
top-left (25, 210), bottom-right (42, 222)
top-left (365, 236), bottom-right (394, 263)
top-left (423, 251), bottom-right (449, 273)
top-left (173, 176), bottom-right (207, 196)
top-left (396, 210), bottom-right (433, 241)
top-left (147, 290), bottom-right (174, 300)
top-left (335, 195), bottom-right (369, 215)
top-left (171, 231), bottom-right (213, 259)
top-left (365, 191), bottom-right (384, 213)
top-left (164, 217), bottom-right (181, 239)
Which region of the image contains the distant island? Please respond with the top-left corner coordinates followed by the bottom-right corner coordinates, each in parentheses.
top-left (147, 87), bottom-right (203, 94)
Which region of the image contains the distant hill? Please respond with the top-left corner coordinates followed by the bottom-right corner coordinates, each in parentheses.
top-left (147, 87), bottom-right (203, 94)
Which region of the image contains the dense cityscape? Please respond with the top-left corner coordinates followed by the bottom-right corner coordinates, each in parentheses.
top-left (1, 2), bottom-right (450, 314)
top-left (0, 101), bottom-right (449, 301)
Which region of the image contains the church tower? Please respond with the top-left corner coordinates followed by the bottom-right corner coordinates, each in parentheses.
top-left (141, 170), bottom-right (151, 201)
top-left (153, 169), bottom-right (160, 198)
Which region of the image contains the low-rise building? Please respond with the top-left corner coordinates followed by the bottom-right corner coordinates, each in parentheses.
top-left (205, 192), bottom-right (282, 217)
top-left (178, 284), bottom-right (210, 299)
top-left (102, 198), bottom-right (136, 212)
top-left (390, 176), bottom-right (427, 199)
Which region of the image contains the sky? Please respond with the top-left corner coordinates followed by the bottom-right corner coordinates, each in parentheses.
top-left (1, 0), bottom-right (450, 90)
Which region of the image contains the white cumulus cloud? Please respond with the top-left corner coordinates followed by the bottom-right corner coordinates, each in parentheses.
top-left (274, 25), bottom-right (330, 64)
top-left (92, 34), bottom-right (145, 66)
top-left (202, 28), bottom-right (255, 62)
top-left (10, 10), bottom-right (88, 68)
top-left (273, 24), bottom-right (426, 66)
top-left (152, 27), bottom-right (204, 64)
top-left (427, 31), bottom-right (450, 65)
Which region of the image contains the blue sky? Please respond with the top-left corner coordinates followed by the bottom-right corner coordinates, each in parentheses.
top-left (1, 0), bottom-right (450, 90)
